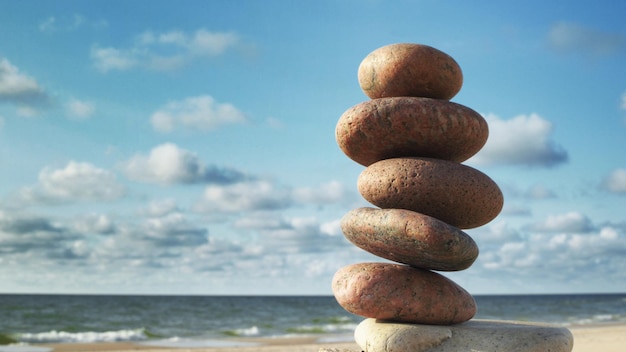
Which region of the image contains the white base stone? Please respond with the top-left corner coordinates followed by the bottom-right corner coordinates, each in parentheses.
top-left (355, 318), bottom-right (573, 352)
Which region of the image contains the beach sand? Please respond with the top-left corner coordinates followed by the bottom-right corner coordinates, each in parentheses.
top-left (31, 323), bottom-right (626, 352)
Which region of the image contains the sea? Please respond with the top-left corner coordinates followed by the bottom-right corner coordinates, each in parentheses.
top-left (0, 293), bottom-right (625, 350)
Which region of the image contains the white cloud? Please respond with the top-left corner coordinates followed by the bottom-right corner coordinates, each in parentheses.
top-left (139, 199), bottom-right (180, 218)
top-left (66, 98), bottom-right (95, 119)
top-left (233, 214), bottom-right (349, 254)
top-left (150, 95), bottom-right (247, 132)
top-left (528, 211), bottom-right (593, 233)
top-left (18, 161), bottom-right (125, 204)
top-left (195, 179), bottom-right (351, 214)
top-left (320, 218), bottom-right (343, 236)
top-left (122, 143), bottom-right (249, 185)
top-left (468, 113), bottom-right (568, 167)
top-left (90, 47), bottom-right (138, 72)
top-left (196, 180), bottom-right (292, 213)
top-left (480, 224), bottom-right (626, 275)
top-left (621, 92), bottom-right (626, 110)
top-left (91, 28), bottom-right (239, 72)
top-left (71, 214), bottom-right (115, 235)
top-left (0, 58), bottom-right (48, 105)
top-left (474, 220), bottom-right (523, 244)
top-left (524, 184), bottom-right (557, 200)
top-left (39, 14), bottom-right (107, 33)
top-left (547, 21), bottom-right (626, 57)
top-left (0, 211), bottom-right (78, 254)
top-left (292, 180), bottom-right (347, 204)
top-left (602, 168), bottom-right (626, 194)
top-left (142, 212), bottom-right (208, 247)
top-left (188, 29), bottom-right (239, 57)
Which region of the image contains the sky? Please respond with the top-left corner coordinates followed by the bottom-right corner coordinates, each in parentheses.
top-left (0, 0), bottom-right (625, 296)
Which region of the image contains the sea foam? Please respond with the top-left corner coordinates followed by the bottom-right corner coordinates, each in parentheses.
top-left (18, 329), bottom-right (147, 343)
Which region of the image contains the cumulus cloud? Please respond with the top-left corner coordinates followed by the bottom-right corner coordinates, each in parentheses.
top-left (91, 28), bottom-right (239, 72)
top-left (196, 180), bottom-right (292, 213)
top-left (90, 47), bottom-right (138, 72)
top-left (150, 95), bottom-right (247, 132)
top-left (0, 58), bottom-right (48, 106)
top-left (139, 199), bottom-right (180, 217)
top-left (470, 213), bottom-right (626, 293)
top-left (527, 211), bottom-right (594, 233)
top-left (473, 220), bottom-right (524, 244)
top-left (141, 212), bottom-right (208, 247)
top-left (195, 179), bottom-right (351, 214)
top-left (66, 98), bottom-right (95, 119)
top-left (547, 21), bottom-right (626, 57)
top-left (122, 143), bottom-right (249, 185)
top-left (468, 113), bottom-right (568, 167)
top-left (71, 214), bottom-right (115, 235)
top-left (0, 211), bottom-right (78, 254)
top-left (602, 168), bottom-right (626, 194)
top-left (233, 214), bottom-right (349, 254)
top-left (292, 181), bottom-right (348, 204)
top-left (481, 225), bottom-right (626, 278)
top-left (17, 161), bottom-right (125, 204)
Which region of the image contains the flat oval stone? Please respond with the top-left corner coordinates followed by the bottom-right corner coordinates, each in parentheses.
top-left (358, 43), bottom-right (463, 100)
top-left (357, 157), bottom-right (503, 229)
top-left (341, 207), bottom-right (478, 271)
top-left (355, 319), bottom-right (574, 352)
top-left (336, 97), bottom-right (488, 166)
top-left (332, 262), bottom-right (476, 324)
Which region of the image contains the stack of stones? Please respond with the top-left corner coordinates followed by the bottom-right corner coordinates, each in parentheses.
top-left (327, 43), bottom-right (573, 352)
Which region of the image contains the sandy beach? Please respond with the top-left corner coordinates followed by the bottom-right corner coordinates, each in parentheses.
top-left (27, 323), bottom-right (626, 352)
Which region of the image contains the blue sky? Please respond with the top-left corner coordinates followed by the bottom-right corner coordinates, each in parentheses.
top-left (0, 0), bottom-right (624, 295)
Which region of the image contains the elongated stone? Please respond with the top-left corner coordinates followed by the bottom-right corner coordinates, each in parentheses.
top-left (354, 318), bottom-right (574, 352)
top-left (358, 157), bottom-right (503, 229)
top-left (341, 207), bottom-right (477, 271)
top-left (336, 97), bottom-right (488, 166)
top-left (332, 262), bottom-right (476, 324)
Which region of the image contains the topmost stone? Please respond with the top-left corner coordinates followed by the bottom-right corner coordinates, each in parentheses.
top-left (358, 43), bottom-right (463, 100)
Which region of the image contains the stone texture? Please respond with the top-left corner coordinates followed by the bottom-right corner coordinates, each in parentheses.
top-left (336, 97), bottom-right (488, 166)
top-left (341, 207), bottom-right (477, 271)
top-left (332, 263), bottom-right (476, 325)
top-left (358, 157), bottom-right (503, 229)
top-left (354, 318), bottom-right (574, 352)
top-left (358, 43), bottom-right (463, 100)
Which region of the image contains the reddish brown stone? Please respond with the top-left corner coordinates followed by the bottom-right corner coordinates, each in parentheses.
top-left (341, 207), bottom-right (478, 271)
top-left (357, 157), bottom-right (503, 229)
top-left (358, 43), bottom-right (463, 100)
top-left (332, 262), bottom-right (476, 324)
top-left (335, 97), bottom-right (488, 166)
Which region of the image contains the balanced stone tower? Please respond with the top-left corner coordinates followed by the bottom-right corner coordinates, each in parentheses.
top-left (328, 44), bottom-right (573, 352)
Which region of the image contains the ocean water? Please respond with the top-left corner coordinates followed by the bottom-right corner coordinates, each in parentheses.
top-left (0, 293), bottom-right (625, 347)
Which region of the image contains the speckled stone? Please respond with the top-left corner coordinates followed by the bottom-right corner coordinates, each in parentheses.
top-left (354, 318), bottom-right (574, 352)
top-left (341, 207), bottom-right (478, 271)
top-left (336, 97), bottom-right (488, 166)
top-left (332, 262), bottom-right (476, 325)
top-left (357, 157), bottom-right (503, 229)
top-left (358, 43), bottom-right (463, 100)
